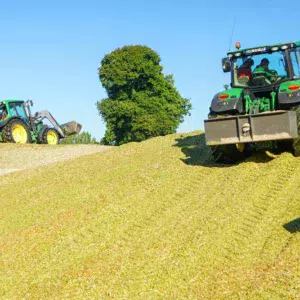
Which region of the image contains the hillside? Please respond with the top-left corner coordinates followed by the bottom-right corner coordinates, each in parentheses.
top-left (0, 132), bottom-right (299, 298)
top-left (0, 144), bottom-right (109, 176)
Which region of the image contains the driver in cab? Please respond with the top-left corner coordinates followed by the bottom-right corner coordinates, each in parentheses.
top-left (253, 58), bottom-right (278, 82)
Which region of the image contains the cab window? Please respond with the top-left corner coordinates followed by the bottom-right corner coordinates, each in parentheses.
top-left (9, 102), bottom-right (27, 120)
top-left (291, 47), bottom-right (300, 78)
top-left (233, 50), bottom-right (288, 87)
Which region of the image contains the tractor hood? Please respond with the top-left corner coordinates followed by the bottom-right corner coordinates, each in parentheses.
top-left (210, 88), bottom-right (244, 114)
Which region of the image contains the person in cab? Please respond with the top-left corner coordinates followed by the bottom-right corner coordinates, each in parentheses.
top-left (252, 58), bottom-right (278, 85)
top-left (237, 58), bottom-right (254, 85)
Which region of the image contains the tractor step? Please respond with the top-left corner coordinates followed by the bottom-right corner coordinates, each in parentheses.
top-left (204, 110), bottom-right (298, 145)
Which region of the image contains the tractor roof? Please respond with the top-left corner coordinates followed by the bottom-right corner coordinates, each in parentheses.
top-left (0, 100), bottom-right (24, 105)
top-left (227, 41), bottom-right (300, 57)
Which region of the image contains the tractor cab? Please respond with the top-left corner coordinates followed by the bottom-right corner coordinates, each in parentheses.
top-left (8, 101), bottom-right (28, 121)
top-left (224, 42), bottom-right (300, 90)
top-left (212, 42), bottom-right (300, 117)
top-left (0, 100), bottom-right (27, 123)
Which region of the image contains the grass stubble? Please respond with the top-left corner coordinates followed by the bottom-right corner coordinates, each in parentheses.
top-left (0, 132), bottom-right (299, 298)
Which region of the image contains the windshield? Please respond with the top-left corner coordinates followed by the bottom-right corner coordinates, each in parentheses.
top-left (232, 50), bottom-right (288, 87)
top-left (9, 102), bottom-right (27, 120)
top-left (290, 47), bottom-right (300, 78)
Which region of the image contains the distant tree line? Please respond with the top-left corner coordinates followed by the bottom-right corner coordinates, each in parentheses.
top-left (60, 131), bottom-right (97, 144)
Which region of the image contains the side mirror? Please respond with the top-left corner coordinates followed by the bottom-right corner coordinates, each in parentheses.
top-left (222, 57), bottom-right (231, 73)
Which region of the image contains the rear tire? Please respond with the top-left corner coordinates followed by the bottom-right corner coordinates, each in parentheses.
top-left (274, 140), bottom-right (293, 154)
top-left (292, 106), bottom-right (300, 157)
top-left (210, 144), bottom-right (251, 164)
top-left (2, 118), bottom-right (31, 144)
top-left (41, 128), bottom-right (60, 145)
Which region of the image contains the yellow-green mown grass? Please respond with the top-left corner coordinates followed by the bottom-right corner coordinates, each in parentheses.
top-left (0, 132), bottom-right (299, 298)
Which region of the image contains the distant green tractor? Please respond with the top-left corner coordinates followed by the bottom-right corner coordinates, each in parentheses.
top-left (205, 41), bottom-right (300, 163)
top-left (0, 100), bottom-right (81, 144)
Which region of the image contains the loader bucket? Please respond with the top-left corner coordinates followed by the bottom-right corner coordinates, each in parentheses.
top-left (60, 121), bottom-right (82, 136)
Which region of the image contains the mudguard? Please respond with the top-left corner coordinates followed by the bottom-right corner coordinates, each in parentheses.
top-left (0, 117), bottom-right (26, 129)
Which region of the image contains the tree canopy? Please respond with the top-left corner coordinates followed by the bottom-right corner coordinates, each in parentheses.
top-left (97, 45), bottom-right (191, 145)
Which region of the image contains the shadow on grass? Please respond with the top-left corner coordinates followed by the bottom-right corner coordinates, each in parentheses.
top-left (174, 133), bottom-right (275, 167)
top-left (283, 218), bottom-right (300, 233)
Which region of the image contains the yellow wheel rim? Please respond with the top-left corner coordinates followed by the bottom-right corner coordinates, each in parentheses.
top-left (47, 130), bottom-right (58, 145)
top-left (12, 124), bottom-right (28, 144)
top-left (236, 143), bottom-right (246, 153)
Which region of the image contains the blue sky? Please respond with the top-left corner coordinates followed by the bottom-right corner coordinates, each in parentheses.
top-left (0, 0), bottom-right (299, 141)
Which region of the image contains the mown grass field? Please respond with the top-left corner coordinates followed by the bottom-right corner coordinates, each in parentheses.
top-left (0, 131), bottom-right (299, 298)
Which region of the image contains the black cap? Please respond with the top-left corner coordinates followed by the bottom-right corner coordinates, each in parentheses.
top-left (245, 58), bottom-right (254, 66)
top-left (261, 58), bottom-right (269, 64)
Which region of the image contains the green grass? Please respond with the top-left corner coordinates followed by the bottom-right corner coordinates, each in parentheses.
top-left (0, 131), bottom-right (299, 298)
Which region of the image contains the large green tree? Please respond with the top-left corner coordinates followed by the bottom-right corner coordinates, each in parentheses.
top-left (97, 45), bottom-right (191, 145)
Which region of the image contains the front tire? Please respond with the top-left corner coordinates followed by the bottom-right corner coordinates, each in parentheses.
top-left (41, 128), bottom-right (60, 145)
top-left (2, 118), bottom-right (31, 144)
top-left (210, 143), bottom-right (251, 164)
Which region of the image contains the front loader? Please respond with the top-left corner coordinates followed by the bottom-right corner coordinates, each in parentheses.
top-left (205, 41), bottom-right (300, 163)
top-left (0, 99), bottom-right (81, 144)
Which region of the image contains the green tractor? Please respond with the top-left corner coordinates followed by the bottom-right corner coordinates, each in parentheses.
top-left (205, 41), bottom-right (300, 163)
top-left (0, 99), bottom-right (82, 144)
